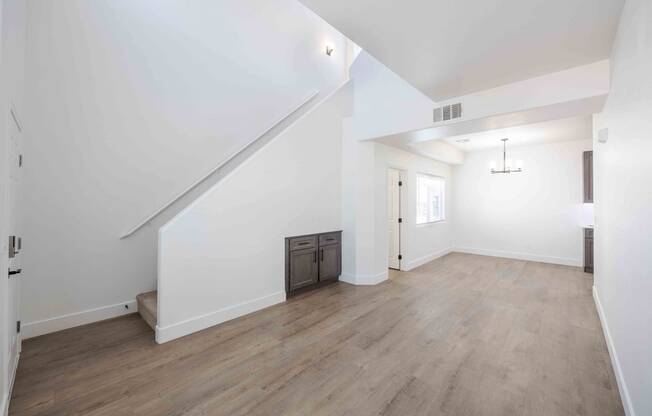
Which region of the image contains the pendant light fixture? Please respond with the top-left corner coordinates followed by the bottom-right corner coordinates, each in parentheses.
top-left (489, 138), bottom-right (523, 174)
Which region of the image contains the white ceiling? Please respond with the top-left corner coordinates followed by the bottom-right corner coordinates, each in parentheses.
top-left (443, 115), bottom-right (593, 152)
top-left (299, 0), bottom-right (623, 100)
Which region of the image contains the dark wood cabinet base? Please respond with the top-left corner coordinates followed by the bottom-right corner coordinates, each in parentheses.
top-left (286, 278), bottom-right (339, 298)
top-left (285, 231), bottom-right (342, 295)
top-left (584, 227), bottom-right (594, 274)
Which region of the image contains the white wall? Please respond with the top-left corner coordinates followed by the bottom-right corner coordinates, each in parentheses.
top-left (452, 60), bottom-right (610, 122)
top-left (0, 3), bottom-right (8, 411)
top-left (593, 1), bottom-right (652, 414)
top-left (374, 144), bottom-right (454, 272)
top-left (340, 138), bottom-right (378, 283)
top-left (340, 139), bottom-right (455, 286)
top-left (157, 84), bottom-right (349, 343)
top-left (0, 0), bottom-right (25, 412)
top-left (340, 52), bottom-right (453, 285)
top-left (453, 139), bottom-right (592, 266)
top-left (346, 51), bottom-right (436, 140)
top-left (21, 0), bottom-right (347, 336)
top-left (376, 61), bottom-right (610, 150)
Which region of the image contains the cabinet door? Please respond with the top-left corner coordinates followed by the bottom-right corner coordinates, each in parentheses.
top-left (289, 248), bottom-right (318, 291)
top-left (585, 237), bottom-right (594, 273)
top-left (319, 244), bottom-right (341, 281)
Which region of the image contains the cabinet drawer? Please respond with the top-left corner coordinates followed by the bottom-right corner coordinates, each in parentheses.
top-left (319, 233), bottom-right (340, 246)
top-left (289, 236), bottom-right (317, 251)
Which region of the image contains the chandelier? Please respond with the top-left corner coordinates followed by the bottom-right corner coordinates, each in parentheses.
top-left (489, 138), bottom-right (523, 174)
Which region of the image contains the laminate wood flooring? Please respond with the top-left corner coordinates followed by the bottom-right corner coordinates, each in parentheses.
top-left (10, 253), bottom-right (624, 416)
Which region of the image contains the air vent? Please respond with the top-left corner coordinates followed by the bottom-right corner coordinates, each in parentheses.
top-left (442, 105), bottom-right (451, 121)
top-left (433, 102), bottom-right (463, 123)
top-left (451, 103), bottom-right (462, 119)
top-left (433, 107), bottom-right (443, 123)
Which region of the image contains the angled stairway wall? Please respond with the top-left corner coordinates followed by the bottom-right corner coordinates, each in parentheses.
top-left (157, 81), bottom-right (352, 343)
top-left (20, 0), bottom-right (349, 338)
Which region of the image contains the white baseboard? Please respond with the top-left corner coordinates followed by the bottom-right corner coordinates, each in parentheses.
top-left (155, 291), bottom-right (286, 344)
top-left (2, 339), bottom-right (20, 416)
top-left (404, 247), bottom-right (454, 271)
top-left (453, 247), bottom-right (582, 267)
top-left (593, 286), bottom-right (636, 416)
top-left (339, 271), bottom-right (388, 286)
top-left (22, 300), bottom-right (137, 339)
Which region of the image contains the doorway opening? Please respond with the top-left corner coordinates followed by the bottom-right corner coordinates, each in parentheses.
top-left (387, 168), bottom-right (403, 271)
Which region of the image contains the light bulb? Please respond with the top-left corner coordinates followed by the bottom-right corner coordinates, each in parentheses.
top-left (516, 160), bottom-right (524, 169)
top-left (488, 160), bottom-right (497, 170)
top-left (506, 158), bottom-right (513, 169)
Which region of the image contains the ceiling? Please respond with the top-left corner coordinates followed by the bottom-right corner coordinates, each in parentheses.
top-left (443, 115), bottom-right (593, 152)
top-left (299, 0), bottom-right (623, 100)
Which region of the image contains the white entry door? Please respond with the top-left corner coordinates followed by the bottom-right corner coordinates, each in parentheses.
top-left (387, 168), bottom-right (402, 270)
top-left (6, 108), bottom-right (23, 375)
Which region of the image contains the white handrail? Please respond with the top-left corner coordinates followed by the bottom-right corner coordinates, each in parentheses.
top-left (120, 89), bottom-right (320, 239)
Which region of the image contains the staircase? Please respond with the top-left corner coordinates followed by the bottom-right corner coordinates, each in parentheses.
top-left (137, 291), bottom-right (157, 331)
top-left (125, 91), bottom-right (323, 335)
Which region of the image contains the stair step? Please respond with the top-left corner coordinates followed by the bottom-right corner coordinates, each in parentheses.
top-left (136, 291), bottom-right (157, 331)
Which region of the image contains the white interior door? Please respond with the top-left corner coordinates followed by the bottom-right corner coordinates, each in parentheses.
top-left (6, 108), bottom-right (22, 375)
top-left (387, 168), bottom-right (402, 270)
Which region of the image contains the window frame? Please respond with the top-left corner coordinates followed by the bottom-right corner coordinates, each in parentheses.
top-left (415, 172), bottom-right (446, 225)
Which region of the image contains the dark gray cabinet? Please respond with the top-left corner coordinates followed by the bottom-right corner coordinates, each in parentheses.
top-left (289, 248), bottom-right (318, 291)
top-left (583, 151), bottom-right (593, 203)
top-left (319, 242), bottom-right (341, 281)
top-left (286, 231), bottom-right (341, 295)
top-left (584, 228), bottom-right (594, 274)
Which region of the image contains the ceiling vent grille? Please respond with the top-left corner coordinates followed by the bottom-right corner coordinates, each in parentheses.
top-left (433, 107), bottom-right (443, 123)
top-left (433, 102), bottom-right (462, 123)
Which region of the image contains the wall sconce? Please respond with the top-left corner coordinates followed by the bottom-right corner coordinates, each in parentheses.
top-left (325, 45), bottom-right (334, 56)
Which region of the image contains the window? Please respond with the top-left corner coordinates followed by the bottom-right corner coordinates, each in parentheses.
top-left (416, 173), bottom-right (445, 224)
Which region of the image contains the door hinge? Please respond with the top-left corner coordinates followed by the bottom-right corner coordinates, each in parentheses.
top-left (398, 254), bottom-right (402, 260)
top-left (398, 181), bottom-right (403, 186)
top-left (19, 154), bottom-right (23, 167)
top-left (398, 218), bottom-right (403, 223)
top-left (16, 321), bottom-right (21, 333)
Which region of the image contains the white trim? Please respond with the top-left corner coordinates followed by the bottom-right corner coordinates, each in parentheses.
top-left (3, 344), bottom-right (19, 416)
top-left (386, 167), bottom-right (405, 271)
top-left (155, 291), bottom-right (286, 344)
top-left (416, 219), bottom-right (447, 227)
top-left (415, 172), bottom-right (446, 225)
top-left (453, 247), bottom-right (581, 267)
top-left (21, 300), bottom-right (137, 339)
top-left (339, 271), bottom-right (388, 286)
top-left (404, 247), bottom-right (453, 271)
top-left (593, 286), bottom-right (636, 416)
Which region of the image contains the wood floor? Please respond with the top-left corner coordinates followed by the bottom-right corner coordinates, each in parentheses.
top-left (10, 253), bottom-right (624, 416)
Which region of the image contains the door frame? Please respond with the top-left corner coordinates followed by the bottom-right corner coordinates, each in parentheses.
top-left (386, 166), bottom-right (407, 271)
top-left (5, 105), bottom-right (23, 409)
